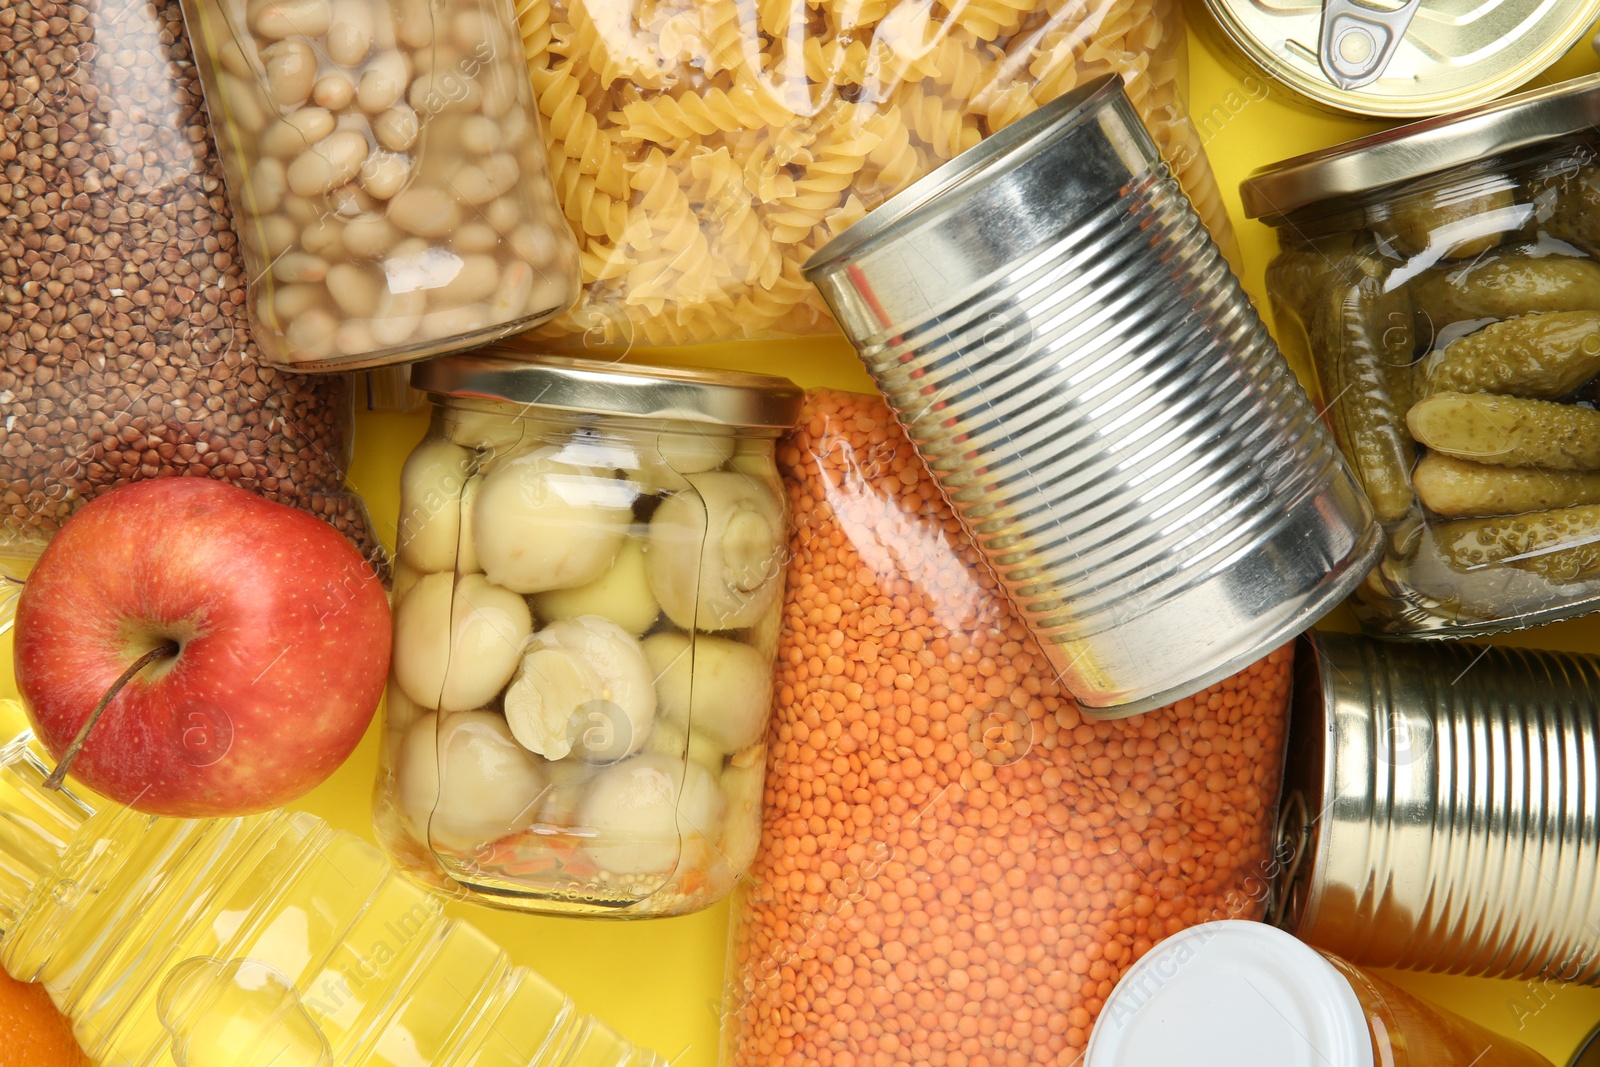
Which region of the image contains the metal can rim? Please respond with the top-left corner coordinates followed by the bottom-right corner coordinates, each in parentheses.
top-left (1240, 72), bottom-right (1600, 220)
top-left (409, 350), bottom-right (804, 428)
top-left (802, 74), bottom-right (1124, 279)
top-left (1202, 0), bottom-right (1600, 122)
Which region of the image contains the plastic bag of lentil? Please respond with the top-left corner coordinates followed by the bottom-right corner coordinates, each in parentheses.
top-left (723, 390), bottom-right (1294, 1067)
top-left (0, 0), bottom-right (382, 621)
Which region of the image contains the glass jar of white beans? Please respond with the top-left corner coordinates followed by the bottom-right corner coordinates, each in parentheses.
top-left (179, 0), bottom-right (580, 370)
top-left (373, 351), bottom-right (802, 917)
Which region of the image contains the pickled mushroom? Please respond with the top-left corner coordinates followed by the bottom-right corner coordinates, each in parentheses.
top-left (396, 710), bottom-right (547, 846)
top-left (504, 616), bottom-right (656, 762)
top-left (577, 753), bottom-right (726, 877)
top-left (396, 438), bottom-right (475, 573)
top-left (531, 536), bottom-right (659, 635)
top-left (632, 427), bottom-right (736, 492)
top-left (392, 572), bottom-right (532, 711)
top-left (642, 631), bottom-right (772, 753)
top-left (473, 451), bottom-right (634, 592)
top-left (647, 470), bottom-right (784, 630)
top-left (719, 748), bottom-right (765, 874)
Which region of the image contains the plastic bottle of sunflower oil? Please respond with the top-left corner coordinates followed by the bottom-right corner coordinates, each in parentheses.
top-left (0, 727), bottom-right (664, 1067)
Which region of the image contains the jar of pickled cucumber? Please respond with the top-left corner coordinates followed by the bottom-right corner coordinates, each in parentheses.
top-left (178, 0), bottom-right (581, 370)
top-left (374, 352), bottom-right (802, 917)
top-left (1243, 73), bottom-right (1600, 637)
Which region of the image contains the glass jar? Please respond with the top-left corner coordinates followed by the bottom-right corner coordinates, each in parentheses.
top-left (374, 351), bottom-right (802, 917)
top-left (178, 0), bottom-right (581, 371)
top-left (1243, 74), bottom-right (1600, 637)
top-left (1086, 921), bottom-right (1553, 1067)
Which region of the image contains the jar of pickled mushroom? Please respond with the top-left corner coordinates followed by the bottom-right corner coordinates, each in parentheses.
top-left (1243, 73), bottom-right (1600, 637)
top-left (178, 0), bottom-right (580, 370)
top-left (373, 351), bottom-right (802, 917)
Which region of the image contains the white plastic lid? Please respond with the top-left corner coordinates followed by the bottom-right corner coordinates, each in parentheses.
top-left (1085, 921), bottom-right (1375, 1067)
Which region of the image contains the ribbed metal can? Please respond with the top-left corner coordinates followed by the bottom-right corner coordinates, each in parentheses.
top-left (1276, 629), bottom-right (1600, 981)
top-left (802, 75), bottom-right (1382, 717)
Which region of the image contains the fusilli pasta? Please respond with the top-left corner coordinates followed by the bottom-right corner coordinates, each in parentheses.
top-left (517, 0), bottom-right (1235, 346)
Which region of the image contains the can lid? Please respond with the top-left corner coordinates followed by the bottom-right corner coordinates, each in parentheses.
top-left (410, 351), bottom-right (804, 429)
top-left (803, 75), bottom-right (1127, 277)
top-left (1572, 1021), bottom-right (1600, 1067)
top-left (1240, 73), bottom-right (1600, 220)
top-left (1203, 0), bottom-right (1600, 119)
top-left (1084, 922), bottom-right (1374, 1067)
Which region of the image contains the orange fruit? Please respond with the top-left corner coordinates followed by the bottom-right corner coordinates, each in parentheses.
top-left (0, 968), bottom-right (89, 1067)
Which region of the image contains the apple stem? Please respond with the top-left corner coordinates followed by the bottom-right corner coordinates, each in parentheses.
top-left (43, 641), bottom-right (180, 792)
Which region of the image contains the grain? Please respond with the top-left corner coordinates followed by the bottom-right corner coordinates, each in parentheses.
top-left (0, 0), bottom-right (379, 569)
top-left (727, 391), bottom-right (1292, 1067)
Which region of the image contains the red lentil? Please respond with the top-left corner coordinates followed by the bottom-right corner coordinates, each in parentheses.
top-left (726, 391), bottom-right (1293, 1067)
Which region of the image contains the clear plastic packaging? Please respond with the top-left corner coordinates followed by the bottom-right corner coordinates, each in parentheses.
top-left (722, 390), bottom-right (1294, 1066)
top-left (0, 0), bottom-right (381, 626)
top-left (516, 0), bottom-right (1236, 346)
top-left (373, 352), bottom-right (801, 917)
top-left (0, 726), bottom-right (664, 1067)
top-left (179, 0), bottom-right (582, 370)
top-left (1255, 123), bottom-right (1600, 636)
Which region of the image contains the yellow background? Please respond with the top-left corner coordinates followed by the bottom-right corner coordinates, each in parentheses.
top-left (9, 6), bottom-right (1600, 1065)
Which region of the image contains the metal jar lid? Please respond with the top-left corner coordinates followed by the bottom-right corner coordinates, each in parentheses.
top-left (1575, 1023), bottom-right (1600, 1067)
top-left (1241, 73), bottom-right (1600, 221)
top-left (410, 350), bottom-right (803, 429)
top-left (1202, 0), bottom-right (1600, 119)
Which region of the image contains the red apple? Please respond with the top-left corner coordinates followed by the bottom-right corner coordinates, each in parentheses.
top-left (13, 478), bottom-right (392, 817)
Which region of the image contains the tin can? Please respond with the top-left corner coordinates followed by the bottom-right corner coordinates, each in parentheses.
top-left (1086, 921), bottom-right (1553, 1067)
top-left (1276, 629), bottom-right (1600, 982)
top-left (802, 75), bottom-right (1382, 718)
top-left (1198, 0), bottom-right (1600, 118)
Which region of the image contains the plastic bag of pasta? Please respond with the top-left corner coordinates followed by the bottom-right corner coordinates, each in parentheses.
top-left (515, 0), bottom-right (1233, 347)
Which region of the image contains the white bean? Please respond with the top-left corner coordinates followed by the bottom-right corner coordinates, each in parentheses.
top-left (299, 217), bottom-right (345, 258)
top-left (451, 7), bottom-right (496, 50)
top-left (312, 73), bottom-right (356, 110)
top-left (357, 51), bottom-right (408, 113)
top-left (432, 253), bottom-right (498, 306)
top-left (334, 321), bottom-right (375, 357)
top-left (451, 155), bottom-right (515, 205)
top-left (458, 114), bottom-right (499, 156)
top-left (287, 130), bottom-right (369, 196)
top-left (326, 262), bottom-right (382, 316)
top-left (478, 63), bottom-right (519, 118)
top-left (499, 107), bottom-right (528, 148)
top-left (408, 67), bottom-right (482, 116)
top-left (489, 260), bottom-right (535, 319)
top-left (284, 195), bottom-right (320, 227)
top-left (396, 0), bottom-right (433, 48)
top-left (268, 282), bottom-right (324, 325)
top-left (416, 302), bottom-right (492, 340)
top-left (261, 38), bottom-right (316, 108)
top-left (272, 250), bottom-right (329, 283)
top-left (510, 222), bottom-right (558, 265)
top-left (220, 74), bottom-right (270, 134)
top-left (484, 196), bottom-right (519, 233)
top-left (326, 181), bottom-right (376, 218)
top-left (359, 151), bottom-right (409, 199)
top-left (327, 0), bottom-right (374, 64)
top-left (257, 214), bottom-right (298, 258)
top-left (389, 185), bottom-right (463, 237)
top-left (285, 306), bottom-right (339, 360)
top-left (261, 107), bottom-right (335, 158)
top-left (373, 106), bottom-right (419, 151)
top-left (516, 138), bottom-right (549, 174)
top-left (343, 216), bottom-right (399, 257)
top-left (249, 157), bottom-right (288, 214)
top-left (527, 272), bottom-right (570, 315)
top-left (372, 288), bottom-right (425, 346)
top-left (453, 221), bottom-right (499, 253)
top-left (250, 0), bottom-right (331, 39)
top-left (218, 37), bottom-right (255, 79)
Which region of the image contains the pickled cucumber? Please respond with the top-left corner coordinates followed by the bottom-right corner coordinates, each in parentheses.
top-left (1436, 504), bottom-right (1600, 584)
top-left (1265, 236), bottom-right (1358, 326)
top-left (1419, 311), bottom-right (1600, 399)
top-left (1381, 183), bottom-right (1515, 260)
top-left (1545, 163), bottom-right (1600, 252)
top-left (1413, 453), bottom-right (1600, 517)
top-left (1308, 255), bottom-right (1417, 522)
top-left (1407, 392), bottom-right (1600, 470)
top-left (1408, 253), bottom-right (1600, 333)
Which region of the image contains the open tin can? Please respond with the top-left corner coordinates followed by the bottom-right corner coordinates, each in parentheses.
top-left (1276, 629), bottom-right (1600, 982)
top-left (1197, 0), bottom-right (1600, 118)
top-left (803, 75), bottom-right (1381, 717)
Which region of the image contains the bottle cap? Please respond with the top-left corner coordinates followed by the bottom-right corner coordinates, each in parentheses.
top-left (1085, 921), bottom-right (1374, 1067)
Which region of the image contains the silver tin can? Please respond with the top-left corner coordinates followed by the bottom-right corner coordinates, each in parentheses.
top-left (802, 75), bottom-right (1382, 718)
top-left (1277, 629), bottom-right (1600, 982)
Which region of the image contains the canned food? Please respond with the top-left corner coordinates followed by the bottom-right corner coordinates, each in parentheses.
top-left (804, 74), bottom-right (1381, 718)
top-left (1200, 0), bottom-right (1600, 117)
top-left (373, 352), bottom-right (801, 918)
top-left (1086, 921), bottom-right (1552, 1066)
top-left (179, 0), bottom-right (582, 370)
top-left (1245, 75), bottom-right (1600, 638)
top-left (1276, 630), bottom-right (1600, 982)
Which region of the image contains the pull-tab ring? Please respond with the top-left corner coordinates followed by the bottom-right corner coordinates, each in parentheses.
top-left (1318, 0), bottom-right (1424, 90)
